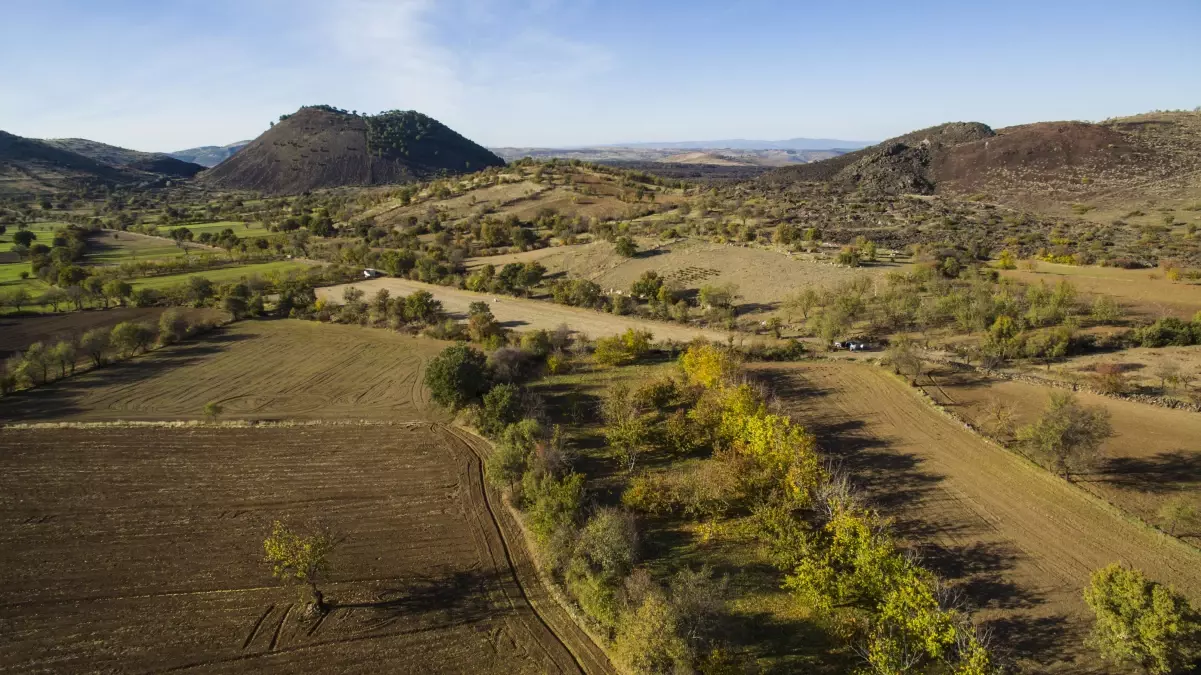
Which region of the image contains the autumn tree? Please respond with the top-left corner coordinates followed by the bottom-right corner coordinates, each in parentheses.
top-left (264, 521), bottom-right (337, 616)
top-left (1084, 563), bottom-right (1200, 674)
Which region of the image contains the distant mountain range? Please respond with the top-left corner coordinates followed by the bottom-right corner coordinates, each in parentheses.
top-left (604, 138), bottom-right (874, 151)
top-left (167, 141), bottom-right (251, 168)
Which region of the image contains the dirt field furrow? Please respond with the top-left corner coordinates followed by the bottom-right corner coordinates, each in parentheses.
top-left (0, 425), bottom-right (592, 674)
top-left (759, 361), bottom-right (1201, 673)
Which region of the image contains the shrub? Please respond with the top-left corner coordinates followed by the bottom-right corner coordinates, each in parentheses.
top-left (424, 344), bottom-right (490, 409)
top-left (525, 472), bottom-right (585, 545)
top-left (1084, 564), bottom-right (1200, 674)
top-left (1017, 392), bottom-right (1113, 480)
top-left (594, 329), bottom-right (652, 366)
top-left (614, 236), bottom-right (638, 257)
top-left (678, 343), bottom-right (740, 389)
top-left (477, 383), bottom-right (524, 438)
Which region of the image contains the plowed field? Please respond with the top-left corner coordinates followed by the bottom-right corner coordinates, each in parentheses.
top-left (755, 361), bottom-right (1201, 673)
top-left (0, 320), bottom-right (445, 424)
top-left (0, 424), bottom-right (605, 674)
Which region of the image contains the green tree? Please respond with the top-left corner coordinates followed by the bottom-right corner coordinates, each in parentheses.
top-left (204, 401), bottom-right (224, 421)
top-left (79, 328), bottom-right (111, 367)
top-left (614, 236), bottom-right (638, 257)
top-left (1017, 392), bottom-right (1113, 481)
top-left (263, 521), bottom-right (337, 615)
top-left (424, 344), bottom-right (490, 409)
top-left (477, 383), bottom-right (523, 438)
top-left (110, 322), bottom-right (156, 358)
top-left (1084, 564), bottom-right (1200, 674)
top-left (102, 279), bottom-right (132, 306)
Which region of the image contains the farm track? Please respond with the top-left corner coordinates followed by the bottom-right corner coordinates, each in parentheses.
top-left (758, 361), bottom-right (1201, 672)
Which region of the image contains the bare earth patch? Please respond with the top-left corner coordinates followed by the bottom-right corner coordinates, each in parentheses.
top-left (0, 424), bottom-right (591, 674)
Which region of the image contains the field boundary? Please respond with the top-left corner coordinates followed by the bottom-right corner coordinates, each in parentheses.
top-left (440, 424), bottom-right (617, 675)
top-left (875, 361), bottom-right (1201, 557)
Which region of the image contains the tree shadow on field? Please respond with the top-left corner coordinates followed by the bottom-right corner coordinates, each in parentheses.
top-left (982, 614), bottom-right (1080, 668)
top-left (1099, 450), bottom-right (1201, 494)
top-left (0, 327), bottom-right (251, 423)
top-left (343, 569), bottom-right (501, 632)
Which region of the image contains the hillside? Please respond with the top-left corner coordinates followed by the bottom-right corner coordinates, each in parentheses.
top-left (44, 138), bottom-right (204, 178)
top-left (762, 111), bottom-right (1201, 221)
top-left (0, 130), bottom-right (144, 195)
top-left (200, 106), bottom-right (505, 194)
top-left (167, 141), bottom-right (250, 167)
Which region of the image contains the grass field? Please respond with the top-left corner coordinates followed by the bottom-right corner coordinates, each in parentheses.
top-left (755, 361), bottom-right (1201, 673)
top-left (467, 239), bottom-right (898, 319)
top-left (0, 424), bottom-right (589, 674)
top-left (1001, 261), bottom-right (1201, 319)
top-left (159, 221), bottom-right (278, 240)
top-left (130, 260), bottom-right (316, 290)
top-left (0, 222), bottom-right (64, 254)
top-left (85, 229), bottom-right (191, 265)
top-left (0, 320), bottom-right (447, 423)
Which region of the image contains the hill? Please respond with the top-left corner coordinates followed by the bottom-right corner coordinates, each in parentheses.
top-left (200, 106), bottom-right (505, 194)
top-left (167, 141), bottom-right (250, 168)
top-left (0, 130), bottom-right (145, 195)
top-left (608, 137), bottom-right (872, 150)
top-left (44, 138), bottom-right (204, 178)
top-left (762, 111), bottom-right (1201, 221)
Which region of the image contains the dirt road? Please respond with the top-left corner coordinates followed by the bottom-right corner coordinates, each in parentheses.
top-left (317, 278), bottom-right (730, 342)
top-left (758, 361), bottom-right (1201, 673)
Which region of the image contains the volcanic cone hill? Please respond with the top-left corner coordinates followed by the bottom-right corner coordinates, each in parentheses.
top-left (200, 106), bottom-right (506, 194)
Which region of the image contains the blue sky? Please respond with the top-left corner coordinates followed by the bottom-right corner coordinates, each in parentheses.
top-left (2, 0), bottom-right (1198, 151)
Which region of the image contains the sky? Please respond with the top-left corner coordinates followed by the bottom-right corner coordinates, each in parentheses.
top-left (2, 0), bottom-right (1199, 152)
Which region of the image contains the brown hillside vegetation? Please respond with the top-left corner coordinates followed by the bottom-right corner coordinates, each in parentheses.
top-left (201, 106), bottom-right (505, 195)
top-left (762, 111), bottom-right (1201, 221)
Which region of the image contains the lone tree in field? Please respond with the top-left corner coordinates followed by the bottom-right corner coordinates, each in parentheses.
top-left (1083, 563), bottom-right (1200, 674)
top-left (203, 401), bottom-right (224, 421)
top-left (424, 344), bottom-right (491, 409)
top-left (1017, 392), bottom-right (1112, 481)
top-left (264, 521), bottom-right (337, 616)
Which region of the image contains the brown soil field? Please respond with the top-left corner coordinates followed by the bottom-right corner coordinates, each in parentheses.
top-left (1037, 345), bottom-right (1201, 400)
top-left (316, 277), bottom-right (730, 342)
top-left (0, 423), bottom-right (601, 674)
top-left (0, 307), bottom-right (224, 358)
top-left (0, 320), bottom-right (446, 424)
top-left (920, 368), bottom-right (1201, 545)
top-left (754, 361), bottom-right (1201, 673)
top-left (1000, 262), bottom-right (1201, 319)
top-left (466, 239), bottom-right (894, 318)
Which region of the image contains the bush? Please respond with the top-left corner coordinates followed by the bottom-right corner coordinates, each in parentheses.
top-left (593, 329), bottom-right (652, 366)
top-left (424, 344), bottom-right (490, 409)
top-left (1017, 392), bottom-right (1113, 480)
top-left (477, 383), bottom-right (524, 438)
top-left (679, 343), bottom-right (740, 389)
top-left (1084, 564), bottom-right (1200, 674)
top-left (614, 236), bottom-right (638, 257)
